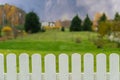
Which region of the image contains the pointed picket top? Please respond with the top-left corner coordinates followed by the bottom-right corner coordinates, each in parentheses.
top-left (19, 53), bottom-right (29, 80)
top-left (0, 54), bottom-right (4, 80)
top-left (84, 53), bottom-right (94, 80)
top-left (32, 54), bottom-right (42, 80)
top-left (109, 53), bottom-right (119, 80)
top-left (96, 53), bottom-right (106, 80)
top-left (6, 54), bottom-right (17, 80)
top-left (45, 54), bottom-right (56, 80)
top-left (72, 53), bottom-right (81, 80)
top-left (59, 54), bottom-right (69, 80)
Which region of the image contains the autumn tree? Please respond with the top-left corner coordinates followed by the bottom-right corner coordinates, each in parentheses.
top-left (98, 21), bottom-right (111, 37)
top-left (98, 21), bottom-right (120, 47)
top-left (98, 13), bottom-right (107, 23)
top-left (70, 15), bottom-right (82, 31)
top-left (83, 14), bottom-right (92, 31)
top-left (24, 11), bottom-right (41, 33)
top-left (55, 20), bottom-right (62, 29)
top-left (61, 20), bottom-right (71, 28)
top-left (0, 4), bottom-right (25, 26)
top-left (114, 12), bottom-right (120, 21)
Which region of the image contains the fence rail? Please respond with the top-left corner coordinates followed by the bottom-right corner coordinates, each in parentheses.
top-left (0, 53), bottom-right (119, 80)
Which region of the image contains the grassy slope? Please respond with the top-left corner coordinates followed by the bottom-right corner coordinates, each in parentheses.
top-left (0, 30), bottom-right (119, 72)
top-left (0, 30), bottom-right (119, 56)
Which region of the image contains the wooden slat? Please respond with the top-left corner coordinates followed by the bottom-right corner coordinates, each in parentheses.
top-left (72, 53), bottom-right (81, 80)
top-left (32, 54), bottom-right (41, 80)
top-left (6, 54), bottom-right (17, 80)
top-left (110, 53), bottom-right (119, 80)
top-left (84, 53), bottom-right (94, 80)
top-left (0, 54), bottom-right (4, 80)
top-left (45, 54), bottom-right (56, 80)
top-left (59, 54), bottom-right (69, 80)
top-left (96, 54), bottom-right (106, 80)
top-left (19, 53), bottom-right (29, 80)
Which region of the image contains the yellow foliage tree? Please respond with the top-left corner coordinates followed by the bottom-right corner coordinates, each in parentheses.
top-left (98, 21), bottom-right (111, 37)
top-left (0, 4), bottom-right (25, 26)
top-left (2, 26), bottom-right (13, 39)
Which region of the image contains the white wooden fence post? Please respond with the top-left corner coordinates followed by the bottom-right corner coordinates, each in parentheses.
top-left (45, 54), bottom-right (56, 80)
top-left (72, 53), bottom-right (81, 80)
top-left (6, 54), bottom-right (17, 80)
top-left (32, 54), bottom-right (41, 80)
top-left (19, 53), bottom-right (29, 80)
top-left (59, 54), bottom-right (69, 80)
top-left (0, 54), bottom-right (4, 80)
top-left (96, 54), bottom-right (106, 80)
top-left (84, 53), bottom-right (94, 80)
top-left (110, 53), bottom-right (119, 80)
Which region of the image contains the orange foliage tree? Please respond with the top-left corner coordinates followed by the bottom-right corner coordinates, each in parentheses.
top-left (0, 4), bottom-right (25, 26)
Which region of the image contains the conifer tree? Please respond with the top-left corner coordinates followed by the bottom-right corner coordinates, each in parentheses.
top-left (98, 13), bottom-right (107, 23)
top-left (24, 11), bottom-right (41, 33)
top-left (70, 15), bottom-right (82, 31)
top-left (114, 12), bottom-right (120, 21)
top-left (83, 14), bottom-right (92, 31)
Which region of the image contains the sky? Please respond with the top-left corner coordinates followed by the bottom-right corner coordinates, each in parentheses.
top-left (0, 0), bottom-right (120, 21)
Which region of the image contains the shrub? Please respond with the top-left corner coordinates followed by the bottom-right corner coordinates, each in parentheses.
top-left (94, 38), bottom-right (104, 48)
top-left (61, 26), bottom-right (65, 32)
top-left (2, 26), bottom-right (12, 32)
top-left (1, 26), bottom-right (13, 39)
top-left (75, 37), bottom-right (81, 43)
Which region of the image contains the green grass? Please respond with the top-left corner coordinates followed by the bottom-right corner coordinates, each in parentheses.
top-left (0, 30), bottom-right (120, 72)
top-left (0, 30), bottom-right (119, 55)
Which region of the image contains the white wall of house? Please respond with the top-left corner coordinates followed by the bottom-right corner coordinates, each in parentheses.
top-left (41, 22), bottom-right (55, 27)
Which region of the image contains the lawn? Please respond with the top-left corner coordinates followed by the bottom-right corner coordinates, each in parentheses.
top-left (0, 30), bottom-right (119, 56)
top-left (0, 30), bottom-right (119, 72)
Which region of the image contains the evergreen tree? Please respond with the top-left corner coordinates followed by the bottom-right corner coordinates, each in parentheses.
top-left (114, 12), bottom-right (120, 21)
top-left (98, 13), bottom-right (107, 23)
top-left (24, 11), bottom-right (41, 33)
top-left (83, 14), bottom-right (92, 31)
top-left (70, 15), bottom-right (82, 31)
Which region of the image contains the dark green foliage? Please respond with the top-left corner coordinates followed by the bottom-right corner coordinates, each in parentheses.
top-left (61, 26), bottom-right (65, 32)
top-left (83, 14), bottom-right (92, 31)
top-left (98, 13), bottom-right (107, 23)
top-left (24, 11), bottom-right (41, 33)
top-left (114, 12), bottom-right (120, 21)
top-left (70, 15), bottom-right (82, 31)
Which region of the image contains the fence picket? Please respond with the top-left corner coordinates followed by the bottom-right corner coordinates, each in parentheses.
top-left (59, 54), bottom-right (69, 80)
top-left (96, 54), bottom-right (106, 80)
top-left (19, 54), bottom-right (29, 80)
top-left (6, 54), bottom-right (17, 80)
top-left (84, 53), bottom-right (94, 80)
top-left (0, 54), bottom-right (4, 80)
top-left (0, 53), bottom-right (119, 80)
top-left (72, 53), bottom-right (81, 80)
top-left (32, 54), bottom-right (41, 80)
top-left (110, 54), bottom-right (119, 80)
top-left (45, 54), bottom-right (56, 80)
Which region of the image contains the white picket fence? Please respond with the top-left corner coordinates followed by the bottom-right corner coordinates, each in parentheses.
top-left (0, 53), bottom-right (119, 80)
